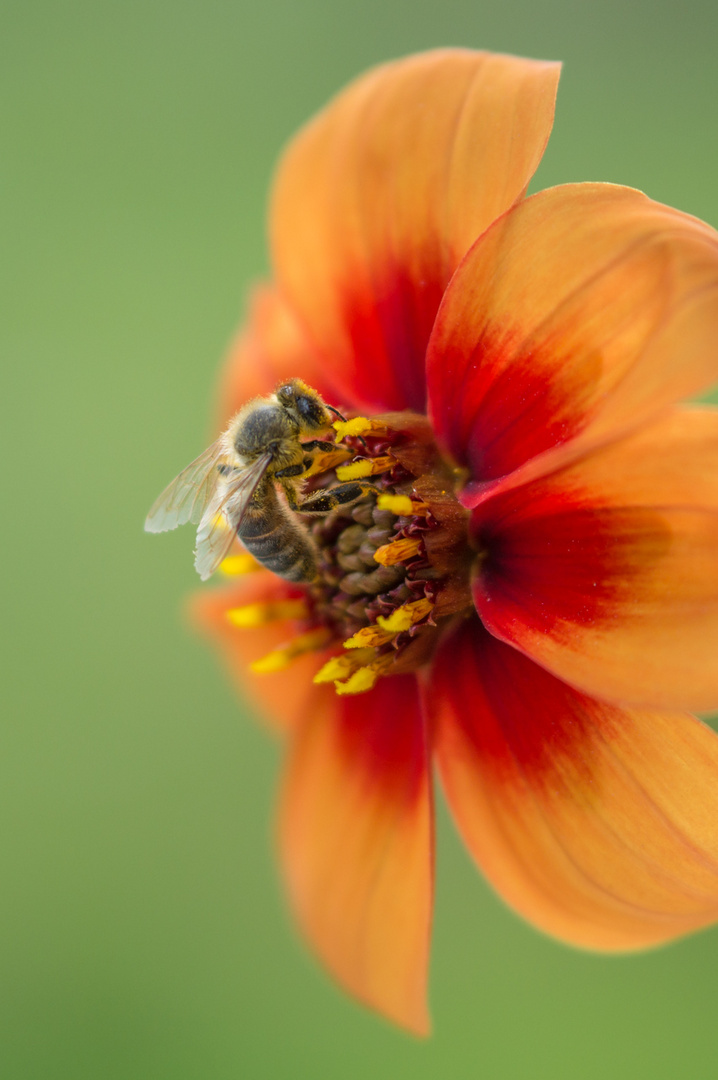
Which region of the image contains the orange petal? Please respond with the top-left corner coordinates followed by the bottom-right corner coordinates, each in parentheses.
top-left (472, 407), bottom-right (718, 712)
top-left (278, 675), bottom-right (433, 1034)
top-left (189, 574), bottom-right (333, 733)
top-left (427, 183), bottom-right (718, 496)
top-left (215, 285), bottom-right (338, 429)
top-left (429, 619), bottom-right (718, 950)
top-left (271, 49), bottom-right (560, 413)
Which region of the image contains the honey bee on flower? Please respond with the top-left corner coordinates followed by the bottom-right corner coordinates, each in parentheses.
top-left (147, 49), bottom-right (718, 1035)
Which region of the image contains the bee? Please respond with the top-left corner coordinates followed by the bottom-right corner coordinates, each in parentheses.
top-left (145, 379), bottom-right (371, 582)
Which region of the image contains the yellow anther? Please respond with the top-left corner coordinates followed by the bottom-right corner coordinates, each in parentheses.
top-left (335, 455), bottom-right (394, 481)
top-left (313, 648), bottom-right (375, 684)
top-left (376, 597), bottom-right (433, 633)
top-left (334, 654), bottom-right (394, 696)
top-left (226, 598), bottom-right (308, 629)
top-left (334, 665), bottom-right (380, 695)
top-left (342, 625), bottom-right (394, 650)
top-left (377, 493), bottom-right (431, 517)
top-left (219, 552), bottom-right (262, 575)
top-left (376, 493), bottom-right (414, 515)
top-left (341, 597), bottom-right (433, 652)
top-left (250, 628), bottom-right (331, 674)
top-left (333, 417), bottom-right (388, 440)
top-left (373, 536), bottom-right (423, 566)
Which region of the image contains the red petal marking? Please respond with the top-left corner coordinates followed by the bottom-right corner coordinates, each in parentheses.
top-left (339, 262), bottom-right (447, 414)
top-left (271, 49), bottom-right (560, 413)
top-left (189, 574), bottom-right (333, 734)
top-left (278, 674), bottom-right (433, 1035)
top-left (215, 285), bottom-right (341, 429)
top-left (472, 486), bottom-right (668, 638)
top-left (431, 616), bottom-right (597, 788)
top-left (472, 408), bottom-right (718, 711)
top-left (430, 619), bottom-right (718, 949)
top-left (427, 184), bottom-right (718, 493)
top-left (431, 322), bottom-right (600, 481)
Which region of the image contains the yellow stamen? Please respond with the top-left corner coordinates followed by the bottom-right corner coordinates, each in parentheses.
top-left (376, 597), bottom-right (433, 633)
top-left (340, 598), bottom-right (433, 651)
top-left (333, 416), bottom-right (389, 440)
top-left (219, 552), bottom-right (262, 575)
top-left (250, 628), bottom-right (331, 674)
top-left (313, 648), bottom-right (375, 684)
top-left (335, 455), bottom-right (394, 481)
top-left (226, 598), bottom-right (308, 628)
top-left (376, 493), bottom-right (430, 517)
top-left (334, 654), bottom-right (394, 696)
top-left (335, 665), bottom-right (380, 695)
top-left (342, 625), bottom-right (394, 649)
top-left (373, 536), bottom-right (423, 566)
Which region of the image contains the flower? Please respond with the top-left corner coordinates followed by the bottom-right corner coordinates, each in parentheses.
top-left (190, 49), bottom-right (718, 1035)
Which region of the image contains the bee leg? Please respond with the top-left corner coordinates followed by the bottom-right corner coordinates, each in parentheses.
top-left (273, 458), bottom-right (315, 512)
top-left (299, 439), bottom-right (336, 453)
top-left (274, 459), bottom-right (312, 480)
top-left (297, 481), bottom-right (377, 516)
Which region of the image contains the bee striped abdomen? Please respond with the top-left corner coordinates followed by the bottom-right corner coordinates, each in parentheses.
top-left (238, 479), bottom-right (317, 583)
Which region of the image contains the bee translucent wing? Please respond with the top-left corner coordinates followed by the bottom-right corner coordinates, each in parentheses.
top-left (144, 439), bottom-right (227, 533)
top-left (193, 452), bottom-right (272, 581)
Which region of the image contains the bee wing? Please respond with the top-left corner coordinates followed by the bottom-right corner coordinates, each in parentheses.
top-left (193, 452), bottom-right (272, 581)
top-left (144, 439), bottom-right (227, 533)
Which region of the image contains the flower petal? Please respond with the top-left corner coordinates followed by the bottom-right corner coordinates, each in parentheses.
top-left (429, 619), bottom-right (718, 949)
top-left (189, 574), bottom-right (333, 733)
top-left (472, 407), bottom-right (718, 711)
top-left (216, 285), bottom-right (338, 428)
top-left (427, 184), bottom-right (718, 496)
top-left (271, 49), bottom-right (560, 413)
top-left (278, 674), bottom-right (433, 1034)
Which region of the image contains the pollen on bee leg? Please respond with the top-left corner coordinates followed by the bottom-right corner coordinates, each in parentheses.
top-left (376, 493), bottom-right (430, 517)
top-left (373, 536), bottom-right (423, 566)
top-left (313, 647), bottom-right (376, 684)
top-left (335, 455), bottom-right (394, 481)
top-left (219, 552), bottom-right (263, 576)
top-left (226, 598), bottom-right (309, 628)
top-left (250, 628), bottom-right (332, 674)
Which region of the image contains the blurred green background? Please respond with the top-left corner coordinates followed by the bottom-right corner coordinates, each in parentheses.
top-left (3, 1), bottom-right (718, 1077)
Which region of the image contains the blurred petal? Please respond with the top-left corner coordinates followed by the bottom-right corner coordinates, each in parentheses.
top-left (427, 184), bottom-right (718, 496)
top-left (189, 574), bottom-right (333, 733)
top-left (472, 408), bottom-right (718, 711)
top-left (271, 49), bottom-right (560, 413)
top-left (216, 285), bottom-right (337, 428)
top-left (429, 620), bottom-right (718, 949)
top-left (278, 675), bottom-right (433, 1034)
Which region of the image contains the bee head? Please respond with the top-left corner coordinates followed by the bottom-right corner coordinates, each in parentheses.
top-left (275, 379), bottom-right (331, 432)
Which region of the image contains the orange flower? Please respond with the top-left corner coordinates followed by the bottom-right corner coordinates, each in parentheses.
top-left (170, 50), bottom-right (718, 1034)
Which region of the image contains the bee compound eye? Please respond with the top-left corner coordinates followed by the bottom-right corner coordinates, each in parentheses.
top-left (297, 395), bottom-right (325, 424)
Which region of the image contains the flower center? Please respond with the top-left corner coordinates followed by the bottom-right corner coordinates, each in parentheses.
top-left (226, 410), bottom-right (474, 694)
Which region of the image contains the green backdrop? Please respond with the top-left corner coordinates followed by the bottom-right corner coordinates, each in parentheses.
top-left (3, 1), bottom-right (718, 1077)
